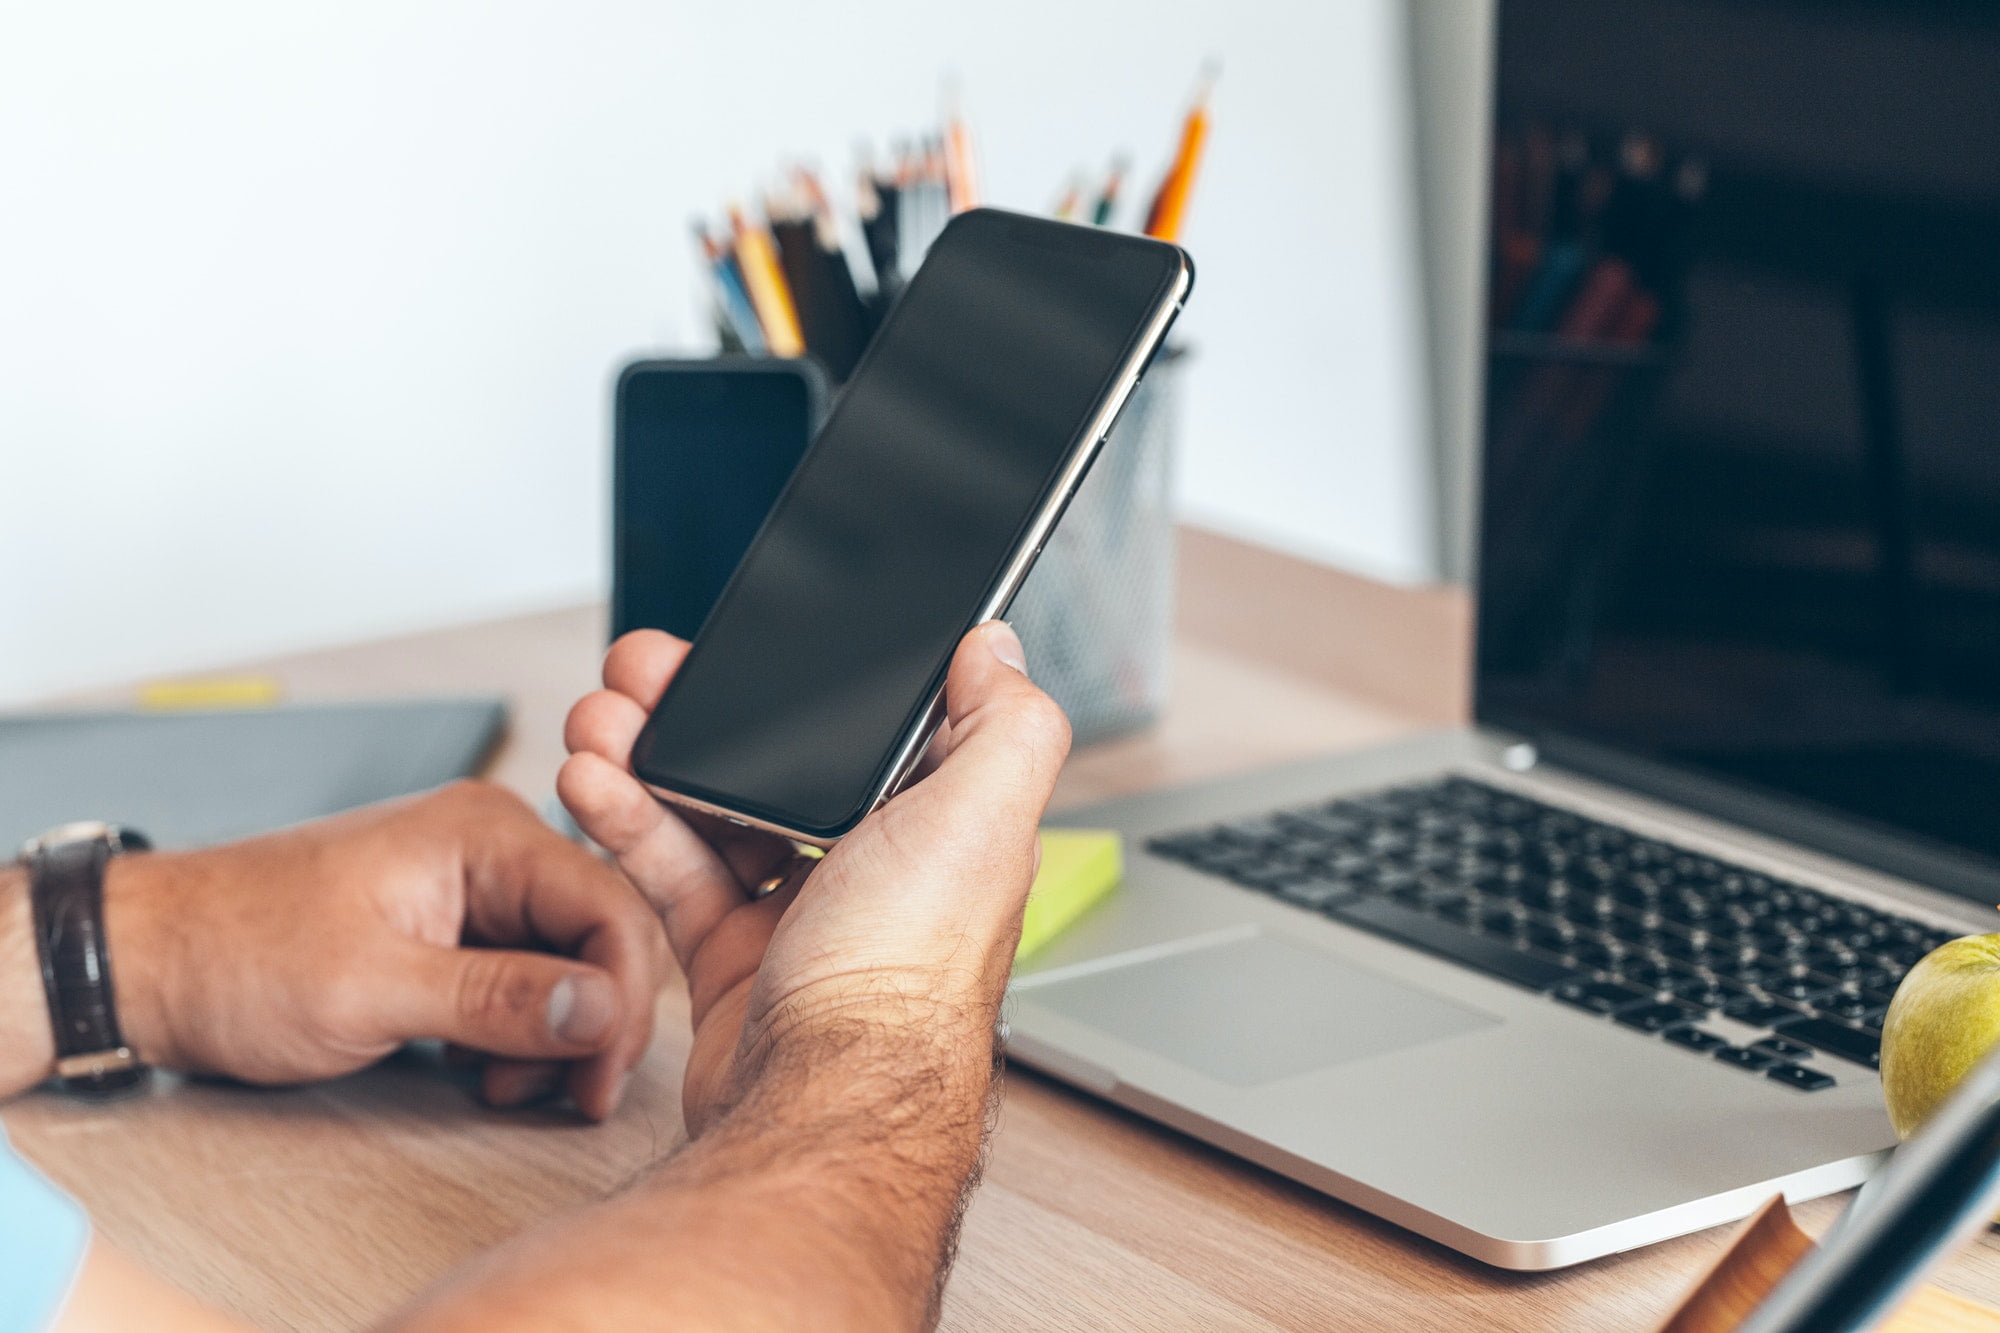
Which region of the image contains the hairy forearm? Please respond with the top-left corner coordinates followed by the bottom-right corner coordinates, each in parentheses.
top-left (389, 1010), bottom-right (1000, 1333)
top-left (0, 865), bottom-right (56, 1097)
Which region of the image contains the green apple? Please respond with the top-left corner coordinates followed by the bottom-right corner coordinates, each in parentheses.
top-left (1880, 934), bottom-right (2000, 1139)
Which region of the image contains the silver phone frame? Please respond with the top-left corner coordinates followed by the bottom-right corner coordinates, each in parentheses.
top-left (641, 255), bottom-right (1194, 848)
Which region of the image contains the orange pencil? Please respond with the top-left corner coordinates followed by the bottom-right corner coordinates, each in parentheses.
top-left (945, 111), bottom-right (982, 212)
top-left (729, 204), bottom-right (805, 357)
top-left (1145, 64), bottom-right (1217, 243)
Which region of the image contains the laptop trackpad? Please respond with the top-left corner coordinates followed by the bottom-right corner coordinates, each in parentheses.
top-left (1023, 931), bottom-right (1499, 1087)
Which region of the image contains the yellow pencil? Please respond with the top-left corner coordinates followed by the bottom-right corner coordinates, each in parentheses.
top-left (729, 205), bottom-right (805, 357)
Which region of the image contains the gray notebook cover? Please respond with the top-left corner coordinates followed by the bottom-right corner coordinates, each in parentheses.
top-left (0, 697), bottom-right (507, 850)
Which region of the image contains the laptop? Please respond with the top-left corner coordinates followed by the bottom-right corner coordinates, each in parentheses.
top-left (0, 697), bottom-right (506, 852)
top-left (1006, 0), bottom-right (2000, 1270)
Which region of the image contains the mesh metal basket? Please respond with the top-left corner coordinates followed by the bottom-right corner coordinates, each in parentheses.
top-left (1009, 349), bottom-right (1183, 744)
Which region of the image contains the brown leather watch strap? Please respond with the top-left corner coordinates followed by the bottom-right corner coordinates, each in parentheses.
top-left (25, 824), bottom-right (152, 1097)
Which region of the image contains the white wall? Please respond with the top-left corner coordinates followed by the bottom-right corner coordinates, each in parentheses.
top-left (1, 0), bottom-right (1434, 704)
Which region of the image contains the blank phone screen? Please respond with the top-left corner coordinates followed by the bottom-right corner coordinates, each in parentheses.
top-left (631, 209), bottom-right (1186, 837)
top-left (613, 363), bottom-right (819, 642)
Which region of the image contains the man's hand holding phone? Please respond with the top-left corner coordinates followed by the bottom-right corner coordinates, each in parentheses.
top-left (385, 624), bottom-right (1067, 1330)
top-left (559, 619), bottom-right (1070, 1135)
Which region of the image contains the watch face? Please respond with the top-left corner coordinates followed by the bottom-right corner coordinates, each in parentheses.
top-left (19, 820), bottom-right (117, 859)
top-left (18, 822), bottom-right (147, 859)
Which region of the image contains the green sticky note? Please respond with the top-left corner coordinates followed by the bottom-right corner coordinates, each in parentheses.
top-left (1017, 830), bottom-right (1123, 960)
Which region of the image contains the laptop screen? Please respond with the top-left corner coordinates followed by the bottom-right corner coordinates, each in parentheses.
top-left (1477, 0), bottom-right (2000, 897)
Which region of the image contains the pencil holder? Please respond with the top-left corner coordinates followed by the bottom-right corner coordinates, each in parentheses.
top-left (1010, 347), bottom-right (1185, 745)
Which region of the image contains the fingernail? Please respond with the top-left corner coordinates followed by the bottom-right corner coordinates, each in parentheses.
top-left (547, 974), bottom-right (617, 1045)
top-left (986, 621), bottom-right (1028, 674)
top-left (609, 1070), bottom-right (632, 1114)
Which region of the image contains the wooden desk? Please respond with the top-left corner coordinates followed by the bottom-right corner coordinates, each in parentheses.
top-left (10, 528), bottom-right (1999, 1330)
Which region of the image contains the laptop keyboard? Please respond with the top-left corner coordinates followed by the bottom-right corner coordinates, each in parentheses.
top-left (1145, 775), bottom-right (1963, 1093)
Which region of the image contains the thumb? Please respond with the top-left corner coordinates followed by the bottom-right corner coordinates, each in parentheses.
top-left (385, 944), bottom-right (624, 1060)
top-left (926, 621), bottom-right (1073, 822)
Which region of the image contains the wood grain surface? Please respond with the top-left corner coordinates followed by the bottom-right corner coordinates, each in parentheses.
top-left (10, 527), bottom-right (1998, 1330)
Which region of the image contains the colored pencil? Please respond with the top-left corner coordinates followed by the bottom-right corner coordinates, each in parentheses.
top-left (1144, 64), bottom-right (1217, 242)
top-left (1091, 157), bottom-right (1128, 227)
top-left (729, 205), bottom-right (805, 358)
top-left (694, 221), bottom-right (767, 355)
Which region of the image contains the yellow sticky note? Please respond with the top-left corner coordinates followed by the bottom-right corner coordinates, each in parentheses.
top-left (138, 676), bottom-right (283, 710)
top-left (1018, 830), bottom-right (1123, 960)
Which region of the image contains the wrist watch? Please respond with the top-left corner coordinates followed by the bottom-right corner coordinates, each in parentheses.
top-left (19, 821), bottom-right (153, 1097)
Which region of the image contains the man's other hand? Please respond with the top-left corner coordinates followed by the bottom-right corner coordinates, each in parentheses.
top-left (105, 782), bottom-right (668, 1120)
top-left (559, 620), bottom-right (1070, 1134)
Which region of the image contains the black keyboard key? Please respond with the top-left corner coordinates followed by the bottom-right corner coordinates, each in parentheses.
top-left (1371, 866), bottom-right (1422, 893)
top-left (1276, 878), bottom-right (1355, 909)
top-left (1767, 1062), bottom-right (1837, 1092)
top-left (1566, 938), bottom-right (1618, 970)
top-left (1816, 993), bottom-right (1879, 1024)
top-left (1763, 964), bottom-right (1841, 1004)
top-left (1806, 945), bottom-right (1864, 973)
top-left (1715, 1046), bottom-right (1778, 1071)
top-left (1652, 933), bottom-right (1709, 962)
top-left (1665, 1027), bottom-right (1729, 1054)
top-left (1513, 875), bottom-right (1566, 909)
top-left (1617, 1001), bottom-right (1704, 1033)
top-left (1723, 996), bottom-right (1804, 1026)
top-left (1408, 882), bottom-right (1472, 913)
top-left (1406, 843), bottom-right (1459, 872)
top-left (1855, 969), bottom-right (1904, 994)
top-left (1662, 898), bottom-right (1716, 929)
top-left (1614, 956), bottom-right (1672, 988)
top-left (1179, 846), bottom-right (1260, 875)
top-left (1228, 867), bottom-right (1314, 892)
top-left (1553, 978), bottom-right (1654, 1015)
top-left (1330, 896), bottom-right (1579, 992)
top-left (1145, 832), bottom-right (1210, 860)
top-left (1663, 976), bottom-right (1738, 1012)
top-left (1750, 1037), bottom-right (1813, 1060)
top-left (1773, 1016), bottom-right (1881, 1069)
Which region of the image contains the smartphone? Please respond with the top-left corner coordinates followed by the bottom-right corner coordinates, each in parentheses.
top-left (630, 208), bottom-right (1193, 843)
top-left (612, 358), bottom-right (827, 642)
